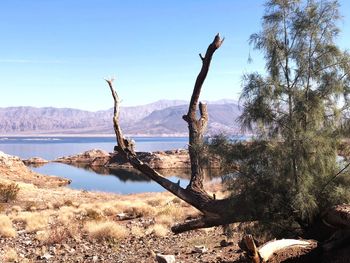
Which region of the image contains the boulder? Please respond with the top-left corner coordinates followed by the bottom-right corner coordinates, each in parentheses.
top-left (23, 157), bottom-right (49, 165)
top-left (55, 149), bottom-right (110, 166)
top-left (155, 254), bottom-right (175, 263)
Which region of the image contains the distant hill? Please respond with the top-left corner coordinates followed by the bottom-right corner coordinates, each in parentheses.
top-left (0, 100), bottom-right (242, 136)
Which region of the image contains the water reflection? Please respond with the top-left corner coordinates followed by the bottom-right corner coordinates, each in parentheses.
top-left (26, 163), bottom-right (46, 168)
top-left (71, 163), bottom-right (151, 182)
top-left (30, 162), bottom-right (223, 193)
top-left (66, 163), bottom-right (221, 183)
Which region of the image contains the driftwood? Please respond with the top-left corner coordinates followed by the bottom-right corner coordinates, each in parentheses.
top-left (243, 235), bottom-right (317, 263)
top-left (242, 205), bottom-right (350, 262)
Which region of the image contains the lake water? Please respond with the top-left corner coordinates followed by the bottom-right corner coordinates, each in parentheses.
top-left (0, 136), bottom-right (199, 194)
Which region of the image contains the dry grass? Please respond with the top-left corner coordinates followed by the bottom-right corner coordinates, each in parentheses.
top-left (57, 205), bottom-right (78, 225)
top-left (13, 211), bottom-right (50, 232)
top-left (84, 220), bottom-right (128, 241)
top-left (147, 224), bottom-right (168, 237)
top-left (35, 230), bottom-right (51, 243)
top-left (130, 226), bottom-right (145, 237)
top-left (184, 235), bottom-right (213, 249)
top-left (1, 248), bottom-right (18, 262)
top-left (156, 204), bottom-right (184, 221)
top-left (146, 196), bottom-right (172, 207)
top-left (0, 215), bottom-right (16, 238)
top-left (155, 214), bottom-right (175, 226)
top-left (117, 200), bottom-right (156, 217)
top-left (36, 224), bottom-right (75, 245)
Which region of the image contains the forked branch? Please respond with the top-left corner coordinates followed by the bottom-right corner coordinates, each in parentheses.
top-left (106, 35), bottom-right (249, 234)
top-left (183, 33), bottom-right (224, 191)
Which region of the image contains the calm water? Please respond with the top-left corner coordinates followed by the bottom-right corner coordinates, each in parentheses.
top-left (0, 136), bottom-right (195, 194)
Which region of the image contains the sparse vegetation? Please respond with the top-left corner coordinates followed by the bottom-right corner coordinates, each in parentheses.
top-left (130, 225), bottom-right (145, 237)
top-left (0, 182), bottom-right (19, 203)
top-left (147, 224), bottom-right (168, 237)
top-left (36, 223), bottom-right (73, 245)
top-left (0, 215), bottom-right (16, 238)
top-left (1, 248), bottom-right (18, 262)
top-left (84, 220), bottom-right (128, 241)
top-left (13, 211), bottom-right (49, 233)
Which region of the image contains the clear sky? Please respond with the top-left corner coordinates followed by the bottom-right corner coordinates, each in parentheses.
top-left (0, 0), bottom-right (349, 111)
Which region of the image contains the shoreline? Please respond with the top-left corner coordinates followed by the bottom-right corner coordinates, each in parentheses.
top-left (0, 134), bottom-right (189, 138)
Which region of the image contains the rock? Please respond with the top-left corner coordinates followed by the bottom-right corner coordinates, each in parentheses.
top-left (220, 239), bottom-right (234, 247)
top-left (193, 245), bottom-right (208, 253)
top-left (0, 151), bottom-right (26, 170)
top-left (116, 213), bottom-right (128, 220)
top-left (40, 253), bottom-right (53, 260)
top-left (0, 151), bottom-right (70, 187)
top-left (156, 254), bottom-right (176, 263)
top-left (107, 149), bottom-right (193, 169)
top-left (23, 157), bottom-right (49, 165)
top-left (54, 147), bottom-right (222, 171)
top-left (55, 149), bottom-right (110, 166)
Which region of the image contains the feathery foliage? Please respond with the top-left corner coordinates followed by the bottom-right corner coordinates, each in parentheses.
top-left (212, 0), bottom-right (350, 234)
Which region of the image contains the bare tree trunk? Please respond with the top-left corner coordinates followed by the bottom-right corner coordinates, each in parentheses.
top-left (182, 33), bottom-right (223, 192)
top-left (105, 34), bottom-right (254, 233)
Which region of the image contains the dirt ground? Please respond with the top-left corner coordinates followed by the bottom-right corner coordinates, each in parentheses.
top-left (0, 154), bottom-right (245, 262)
top-left (1, 152), bottom-right (349, 262)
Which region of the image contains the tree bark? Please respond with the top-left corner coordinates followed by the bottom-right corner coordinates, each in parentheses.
top-left (182, 33), bottom-right (224, 192)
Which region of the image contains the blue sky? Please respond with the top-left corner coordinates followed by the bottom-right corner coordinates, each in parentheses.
top-left (0, 0), bottom-right (349, 111)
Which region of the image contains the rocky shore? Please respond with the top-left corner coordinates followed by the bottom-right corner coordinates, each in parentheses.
top-left (0, 151), bottom-right (70, 188)
top-left (53, 148), bottom-right (220, 170)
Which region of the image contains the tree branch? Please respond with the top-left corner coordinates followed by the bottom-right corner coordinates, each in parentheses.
top-left (183, 33), bottom-right (224, 192)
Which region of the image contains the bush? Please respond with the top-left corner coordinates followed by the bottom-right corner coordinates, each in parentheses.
top-left (0, 183), bottom-right (19, 203)
top-left (208, 136), bottom-right (350, 236)
top-left (84, 220), bottom-right (128, 241)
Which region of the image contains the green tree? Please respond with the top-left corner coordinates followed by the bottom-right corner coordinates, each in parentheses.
top-left (213, 0), bottom-right (350, 234)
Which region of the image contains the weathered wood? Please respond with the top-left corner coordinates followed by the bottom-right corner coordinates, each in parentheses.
top-left (243, 235), bottom-right (317, 263)
top-left (183, 33), bottom-right (224, 192)
top-left (322, 204), bottom-right (350, 229)
top-left (105, 35), bottom-right (256, 233)
top-left (243, 235), bottom-right (261, 263)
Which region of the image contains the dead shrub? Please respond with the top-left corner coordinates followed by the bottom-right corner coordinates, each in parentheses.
top-left (36, 223), bottom-right (72, 245)
top-left (0, 183), bottom-right (19, 203)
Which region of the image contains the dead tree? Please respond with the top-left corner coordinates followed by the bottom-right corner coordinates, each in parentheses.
top-left (106, 34), bottom-right (253, 233)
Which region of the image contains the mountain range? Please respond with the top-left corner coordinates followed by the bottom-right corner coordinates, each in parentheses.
top-left (0, 99), bottom-right (243, 136)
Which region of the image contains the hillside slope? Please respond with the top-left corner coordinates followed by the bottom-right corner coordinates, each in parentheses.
top-left (0, 100), bottom-right (242, 136)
